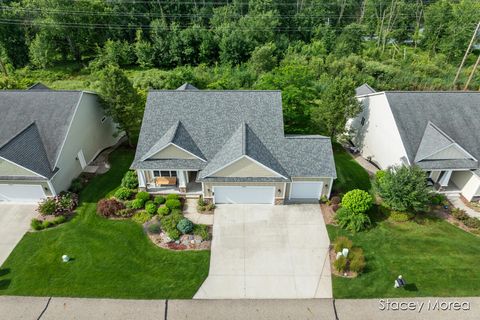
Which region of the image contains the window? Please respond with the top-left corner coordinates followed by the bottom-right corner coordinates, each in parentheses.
top-left (361, 117), bottom-right (365, 126)
top-left (160, 171), bottom-right (170, 177)
top-left (153, 170), bottom-right (177, 177)
top-left (170, 171), bottom-right (177, 177)
top-left (101, 116), bottom-right (107, 123)
top-left (153, 170), bottom-right (160, 177)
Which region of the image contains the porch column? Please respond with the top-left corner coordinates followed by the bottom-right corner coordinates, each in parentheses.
top-left (439, 170), bottom-right (453, 187)
top-left (177, 170), bottom-right (187, 189)
top-left (137, 170), bottom-right (146, 188)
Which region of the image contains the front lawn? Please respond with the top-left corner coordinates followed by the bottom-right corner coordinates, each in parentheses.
top-left (0, 148), bottom-right (210, 299)
top-left (329, 145), bottom-right (480, 298)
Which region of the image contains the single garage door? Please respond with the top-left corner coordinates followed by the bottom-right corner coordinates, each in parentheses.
top-left (289, 181), bottom-right (323, 199)
top-left (0, 184), bottom-right (46, 203)
top-left (214, 186), bottom-right (275, 204)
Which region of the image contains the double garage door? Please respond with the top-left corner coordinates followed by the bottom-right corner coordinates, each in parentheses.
top-left (0, 184), bottom-right (46, 203)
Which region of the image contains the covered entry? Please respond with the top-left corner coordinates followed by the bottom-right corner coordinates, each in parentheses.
top-left (213, 186), bottom-right (275, 204)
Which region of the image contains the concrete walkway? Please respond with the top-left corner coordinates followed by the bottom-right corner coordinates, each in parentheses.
top-left (194, 204), bottom-right (332, 299)
top-left (0, 203), bottom-right (37, 265)
top-left (352, 155), bottom-right (379, 176)
top-left (447, 195), bottom-right (480, 219)
top-left (1, 296), bottom-right (479, 320)
top-left (183, 198), bottom-right (214, 225)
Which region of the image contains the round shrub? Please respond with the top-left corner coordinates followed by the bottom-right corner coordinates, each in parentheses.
top-left (129, 198), bottom-right (144, 210)
top-left (136, 191), bottom-right (150, 202)
top-left (167, 228), bottom-right (181, 240)
top-left (166, 194), bottom-right (180, 201)
top-left (97, 198), bottom-right (125, 217)
top-left (114, 187), bottom-right (133, 200)
top-left (341, 189), bottom-right (373, 214)
top-left (69, 178), bottom-right (84, 193)
top-left (165, 199), bottom-right (181, 210)
top-left (388, 211), bottom-right (414, 222)
top-left (333, 255), bottom-right (347, 273)
top-left (121, 171), bottom-right (138, 189)
top-left (147, 223), bottom-right (161, 234)
top-left (55, 192), bottom-right (78, 215)
top-left (193, 224), bottom-right (210, 240)
top-left (335, 207), bottom-right (371, 232)
top-left (42, 220), bottom-right (54, 228)
top-left (145, 203), bottom-right (157, 215)
top-left (157, 206), bottom-right (170, 216)
top-left (154, 195), bottom-right (166, 205)
top-left (161, 212), bottom-right (183, 232)
top-left (177, 218), bottom-right (194, 234)
top-left (333, 236), bottom-right (353, 253)
top-left (37, 198), bottom-right (56, 215)
top-left (53, 215), bottom-right (66, 225)
top-left (31, 218), bottom-right (44, 230)
top-left (132, 211), bottom-right (152, 224)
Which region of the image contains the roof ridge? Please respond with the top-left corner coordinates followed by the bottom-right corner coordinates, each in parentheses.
top-left (242, 122), bottom-right (247, 155)
top-left (0, 121), bottom-right (37, 150)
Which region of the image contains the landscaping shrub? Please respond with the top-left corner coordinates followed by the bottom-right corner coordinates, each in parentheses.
top-left (116, 208), bottom-right (135, 217)
top-left (177, 218), bottom-right (194, 234)
top-left (132, 211), bottom-right (152, 224)
top-left (341, 189), bottom-right (373, 214)
top-left (129, 198), bottom-right (144, 210)
top-left (145, 202), bottom-right (157, 215)
top-left (114, 187), bottom-right (133, 200)
top-left (197, 204), bottom-right (206, 212)
top-left (430, 193), bottom-right (447, 205)
top-left (154, 195), bottom-right (166, 205)
top-left (193, 224), bottom-right (210, 240)
top-left (451, 208), bottom-right (469, 221)
top-left (97, 198), bottom-right (125, 217)
top-left (31, 218), bottom-right (43, 230)
top-left (388, 211), bottom-right (414, 222)
top-left (166, 199), bottom-right (182, 210)
top-left (333, 236), bottom-right (353, 252)
top-left (161, 212), bottom-right (183, 238)
top-left (166, 194), bottom-right (180, 200)
top-left (69, 177), bottom-right (84, 193)
top-left (157, 206), bottom-right (170, 216)
top-left (56, 192), bottom-right (78, 213)
top-left (42, 220), bottom-right (54, 228)
top-left (335, 207), bottom-right (371, 232)
top-left (205, 203), bottom-right (215, 211)
top-left (136, 191), bottom-right (150, 202)
top-left (167, 228), bottom-right (181, 240)
top-left (349, 248), bottom-right (366, 273)
top-left (37, 198), bottom-right (56, 215)
top-left (147, 223), bottom-right (161, 234)
top-left (197, 196), bottom-right (206, 207)
top-left (463, 217), bottom-right (480, 229)
top-left (334, 255), bottom-right (347, 273)
top-left (121, 170), bottom-right (138, 189)
top-left (53, 215), bottom-right (67, 225)
top-left (374, 165), bottom-right (430, 212)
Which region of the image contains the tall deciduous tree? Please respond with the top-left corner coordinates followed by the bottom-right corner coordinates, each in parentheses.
top-left (96, 65), bottom-right (143, 145)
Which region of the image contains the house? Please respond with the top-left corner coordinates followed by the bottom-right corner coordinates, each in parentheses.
top-left (0, 85), bottom-right (121, 203)
top-left (131, 84), bottom-right (336, 204)
top-left (349, 84), bottom-right (480, 201)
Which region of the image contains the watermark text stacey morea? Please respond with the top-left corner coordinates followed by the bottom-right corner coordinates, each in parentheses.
top-left (379, 299), bottom-right (471, 312)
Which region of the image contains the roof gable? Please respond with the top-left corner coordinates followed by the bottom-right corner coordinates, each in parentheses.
top-left (176, 83), bottom-right (199, 90)
top-left (150, 143), bottom-right (198, 160)
top-left (212, 156), bottom-right (279, 178)
top-left (414, 122), bottom-right (454, 162)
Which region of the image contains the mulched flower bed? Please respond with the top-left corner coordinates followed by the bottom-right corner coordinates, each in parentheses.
top-left (329, 247), bottom-right (358, 278)
top-left (146, 228), bottom-right (211, 251)
top-left (430, 205), bottom-right (479, 236)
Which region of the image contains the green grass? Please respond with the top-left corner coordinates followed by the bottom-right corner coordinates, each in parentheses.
top-left (332, 143), bottom-right (372, 194)
top-left (328, 216), bottom-right (480, 298)
top-left (0, 148), bottom-right (210, 299)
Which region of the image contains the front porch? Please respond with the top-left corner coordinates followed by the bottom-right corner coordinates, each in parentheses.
top-left (136, 169), bottom-right (203, 196)
top-left (429, 170), bottom-right (480, 200)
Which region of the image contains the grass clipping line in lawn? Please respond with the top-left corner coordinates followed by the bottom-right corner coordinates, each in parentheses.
top-left (0, 148), bottom-right (210, 299)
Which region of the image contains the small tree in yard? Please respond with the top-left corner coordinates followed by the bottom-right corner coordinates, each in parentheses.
top-left (374, 165), bottom-right (430, 213)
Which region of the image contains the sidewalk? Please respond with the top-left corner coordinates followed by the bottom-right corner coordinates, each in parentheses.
top-left (447, 195), bottom-right (480, 219)
top-left (1, 296), bottom-right (478, 320)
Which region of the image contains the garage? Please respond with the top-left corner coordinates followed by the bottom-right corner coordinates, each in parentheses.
top-left (213, 186), bottom-right (275, 204)
top-left (0, 184), bottom-right (46, 203)
top-left (289, 181), bottom-right (323, 200)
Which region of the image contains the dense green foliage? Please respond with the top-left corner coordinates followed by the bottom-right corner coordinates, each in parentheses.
top-left (341, 189), bottom-right (373, 214)
top-left (374, 166), bottom-right (431, 213)
top-left (335, 207), bottom-right (371, 232)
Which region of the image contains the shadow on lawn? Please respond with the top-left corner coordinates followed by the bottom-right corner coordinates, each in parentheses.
top-left (0, 269), bottom-right (11, 290)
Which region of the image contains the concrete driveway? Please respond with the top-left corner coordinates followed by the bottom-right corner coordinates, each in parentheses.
top-left (194, 204), bottom-right (332, 299)
top-left (0, 203), bottom-right (37, 265)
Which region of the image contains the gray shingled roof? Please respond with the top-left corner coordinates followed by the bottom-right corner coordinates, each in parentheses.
top-left (414, 122), bottom-right (454, 162)
top-left (0, 90), bottom-right (83, 176)
top-left (28, 83), bottom-right (50, 90)
top-left (0, 123), bottom-right (53, 179)
top-left (385, 91), bottom-right (480, 170)
top-left (132, 90), bottom-right (337, 180)
top-left (355, 83), bottom-right (376, 96)
top-left (176, 83), bottom-right (199, 90)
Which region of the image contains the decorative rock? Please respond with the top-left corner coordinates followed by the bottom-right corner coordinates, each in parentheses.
top-left (336, 252), bottom-right (343, 260)
top-left (175, 240), bottom-right (180, 244)
top-left (62, 255), bottom-right (70, 262)
top-left (342, 248), bottom-right (349, 257)
top-left (190, 240), bottom-right (195, 244)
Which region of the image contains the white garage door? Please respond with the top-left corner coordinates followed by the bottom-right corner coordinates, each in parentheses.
top-left (214, 186), bottom-right (275, 204)
top-left (0, 184), bottom-right (46, 203)
top-left (289, 181), bottom-right (323, 199)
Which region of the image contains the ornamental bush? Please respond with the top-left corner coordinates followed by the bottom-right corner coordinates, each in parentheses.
top-left (167, 228), bottom-right (181, 240)
top-left (333, 236), bottom-right (353, 253)
top-left (464, 217), bottom-right (480, 229)
top-left (145, 202), bottom-right (157, 215)
top-left (166, 194), bottom-right (180, 200)
top-left (341, 189), bottom-right (373, 214)
top-left (333, 255), bottom-right (347, 273)
top-left (121, 170), bottom-right (138, 189)
top-left (114, 187), bottom-right (133, 200)
top-left (177, 218), bottom-right (194, 234)
top-left (54, 192), bottom-right (79, 214)
top-left (166, 199), bottom-right (182, 210)
top-left (349, 247), bottom-right (366, 273)
top-left (37, 198), bottom-right (56, 215)
top-left (193, 224), bottom-right (210, 240)
top-left (31, 218), bottom-right (43, 230)
top-left (157, 206), bottom-right (170, 216)
top-left (451, 208), bottom-right (469, 221)
top-left (136, 191), bottom-right (150, 202)
top-left (154, 195), bottom-right (166, 205)
top-left (161, 212), bottom-right (183, 233)
top-left (147, 222), bottom-right (161, 234)
top-left (97, 198), bottom-right (125, 217)
top-left (374, 165), bottom-right (430, 212)
top-left (335, 207), bottom-right (371, 232)
top-left (388, 211), bottom-right (414, 222)
top-left (132, 211), bottom-right (152, 224)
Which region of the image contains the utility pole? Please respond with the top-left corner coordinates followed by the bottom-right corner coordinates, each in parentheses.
top-left (452, 22), bottom-right (480, 88)
top-left (463, 53), bottom-right (480, 91)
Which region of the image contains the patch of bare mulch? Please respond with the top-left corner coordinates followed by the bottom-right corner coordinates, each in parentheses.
top-left (321, 204), bottom-right (336, 225)
top-left (329, 246), bottom-right (358, 278)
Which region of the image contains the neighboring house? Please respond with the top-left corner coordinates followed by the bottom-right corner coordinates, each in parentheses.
top-left (131, 83), bottom-right (336, 204)
top-left (0, 84), bottom-right (121, 203)
top-left (349, 84), bottom-right (480, 201)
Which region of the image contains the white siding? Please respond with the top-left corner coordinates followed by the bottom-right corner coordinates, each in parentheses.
top-left (451, 171), bottom-right (480, 201)
top-left (50, 92), bottom-right (120, 193)
top-left (150, 144), bottom-right (197, 160)
top-left (213, 157), bottom-right (278, 178)
top-left (351, 94), bottom-right (409, 169)
top-left (425, 144), bottom-right (471, 160)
